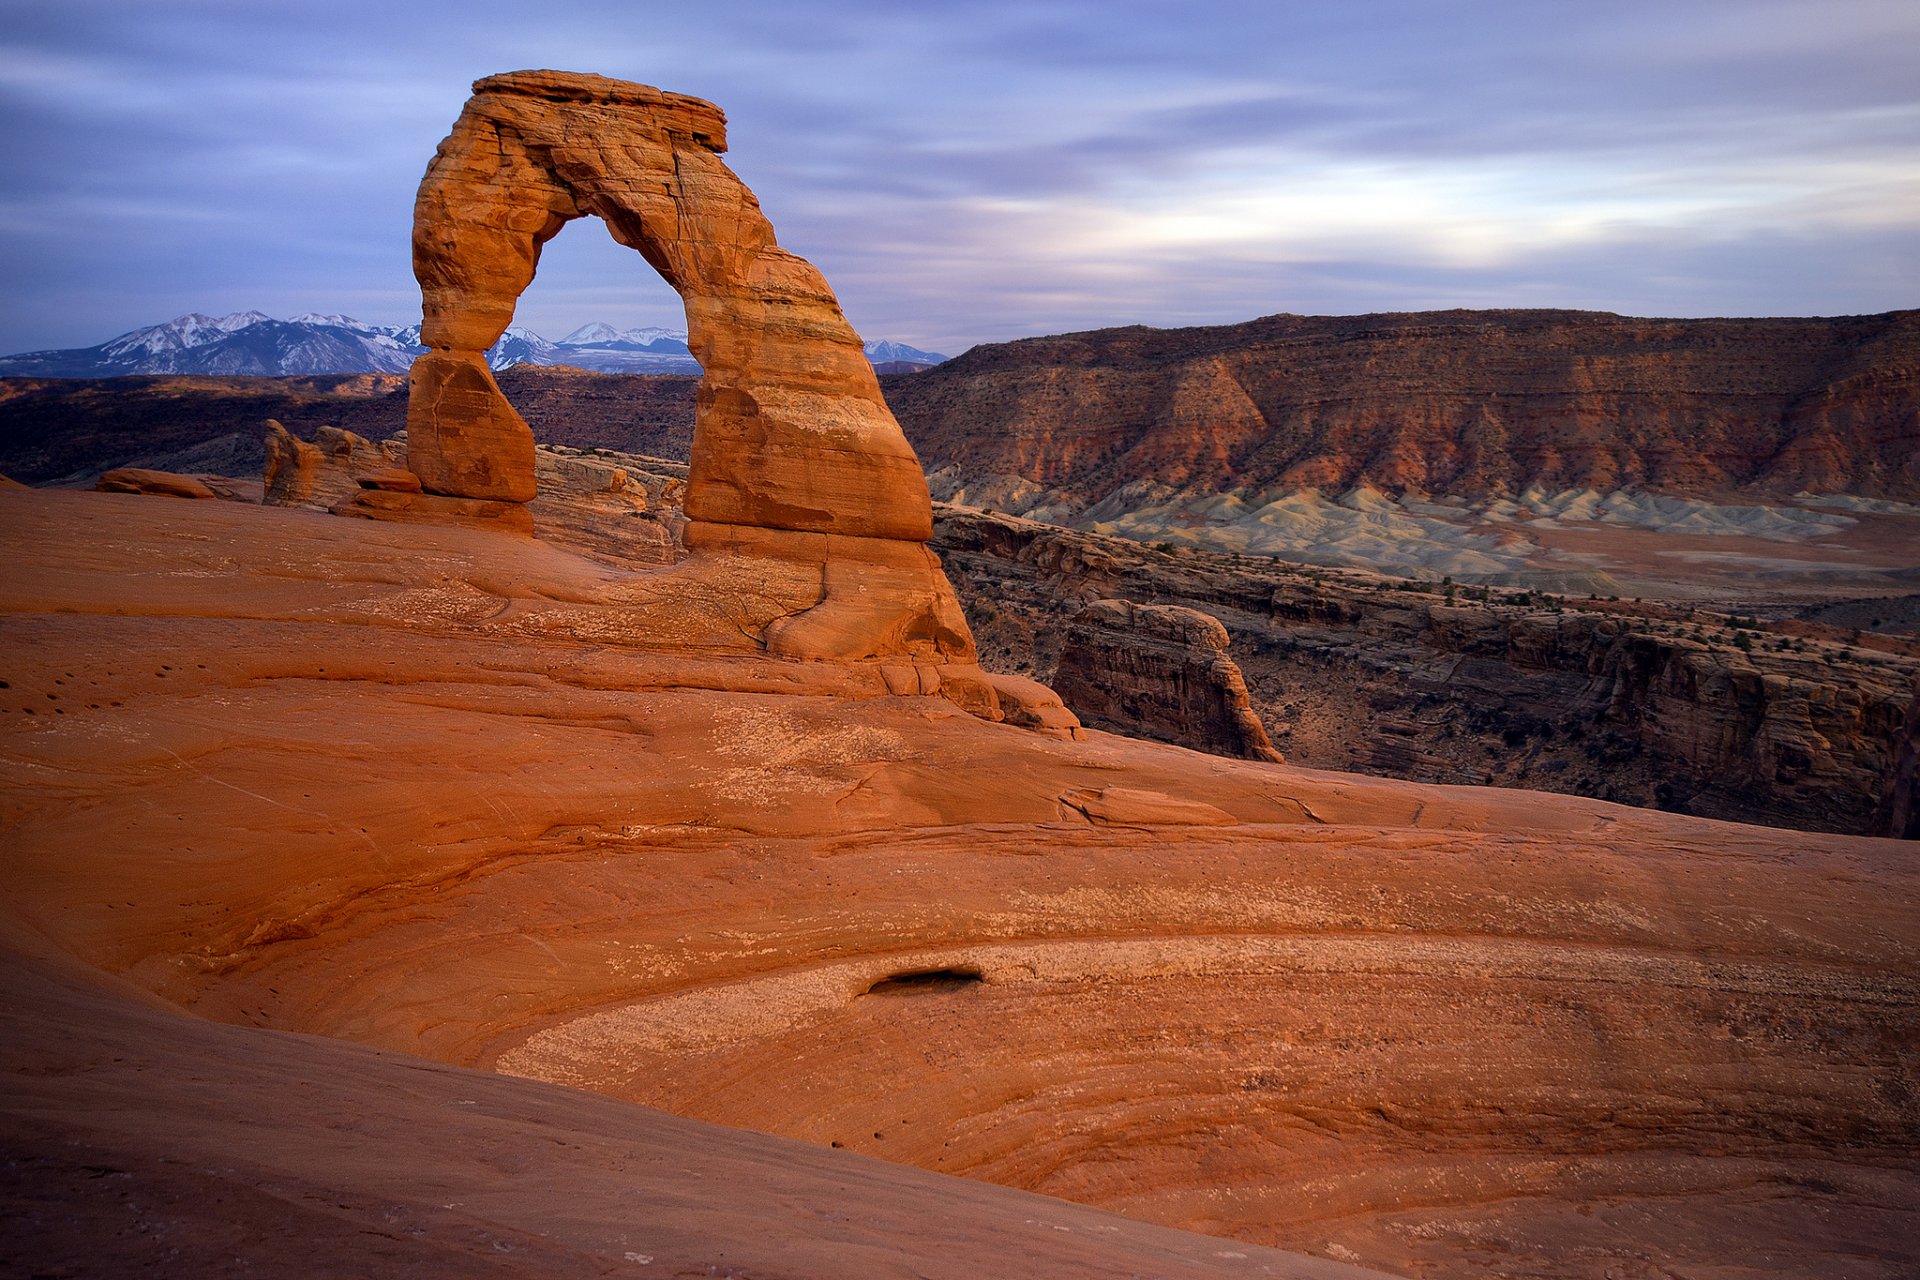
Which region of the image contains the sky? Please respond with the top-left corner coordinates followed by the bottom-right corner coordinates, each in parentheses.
top-left (2, 0), bottom-right (1917, 356)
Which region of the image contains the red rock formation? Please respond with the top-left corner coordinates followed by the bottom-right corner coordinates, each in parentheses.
top-left (1053, 598), bottom-right (1283, 761)
top-left (405, 70), bottom-right (928, 540)
top-left (885, 309), bottom-right (1920, 508)
top-left (2, 482), bottom-right (1915, 1279)
top-left (385, 71), bottom-right (999, 685)
top-left (94, 467), bottom-right (217, 499)
top-left (263, 419), bottom-right (405, 508)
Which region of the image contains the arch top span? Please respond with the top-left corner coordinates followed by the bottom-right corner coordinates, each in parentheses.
top-left (405, 69), bottom-right (931, 543)
top-left (470, 70), bottom-right (728, 150)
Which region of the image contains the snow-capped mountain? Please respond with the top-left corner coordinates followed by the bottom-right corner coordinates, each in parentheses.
top-left (96, 311), bottom-right (274, 363)
top-left (0, 313), bottom-right (947, 378)
top-left (863, 339), bottom-right (948, 368)
top-left (2, 312), bottom-right (417, 377)
top-left (559, 322), bottom-right (687, 348)
top-left (485, 327), bottom-right (569, 370)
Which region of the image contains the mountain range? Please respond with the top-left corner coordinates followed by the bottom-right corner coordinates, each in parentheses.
top-left (0, 312), bottom-right (949, 378)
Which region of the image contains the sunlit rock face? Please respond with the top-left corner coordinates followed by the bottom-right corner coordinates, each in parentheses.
top-left (407, 70), bottom-right (930, 541)
top-left (4, 479), bottom-right (1915, 1280)
top-left (392, 70), bottom-right (995, 680)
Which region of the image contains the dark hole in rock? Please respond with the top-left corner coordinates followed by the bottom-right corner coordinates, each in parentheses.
top-left (865, 967), bottom-right (984, 996)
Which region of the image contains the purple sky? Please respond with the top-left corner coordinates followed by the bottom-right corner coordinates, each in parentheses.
top-left (3, 0), bottom-right (1917, 355)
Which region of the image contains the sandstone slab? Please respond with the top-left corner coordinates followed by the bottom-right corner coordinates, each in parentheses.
top-left (2, 483), bottom-right (1916, 1280)
top-left (94, 467), bottom-right (217, 500)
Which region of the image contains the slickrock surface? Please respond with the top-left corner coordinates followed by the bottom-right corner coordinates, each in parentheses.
top-left (937, 507), bottom-right (1919, 836)
top-left (886, 309), bottom-right (1920, 509)
top-left (1, 944), bottom-right (1388, 1280)
top-left (1054, 597), bottom-right (1283, 761)
top-left (3, 482), bottom-right (1915, 1279)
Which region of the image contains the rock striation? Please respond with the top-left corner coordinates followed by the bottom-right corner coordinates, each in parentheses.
top-left (886, 308), bottom-right (1920, 512)
top-left (263, 419), bottom-right (405, 508)
top-left (1054, 598), bottom-right (1283, 761)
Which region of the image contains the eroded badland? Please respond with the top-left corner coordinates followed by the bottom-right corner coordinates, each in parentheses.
top-left (3, 72), bottom-right (1917, 1280)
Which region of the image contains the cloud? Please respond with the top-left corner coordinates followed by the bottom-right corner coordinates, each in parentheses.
top-left (2, 0), bottom-right (1915, 353)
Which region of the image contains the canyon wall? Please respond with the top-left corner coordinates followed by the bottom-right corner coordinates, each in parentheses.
top-left (886, 309), bottom-right (1920, 509)
top-left (14, 307), bottom-right (1920, 506)
top-left (935, 509), bottom-right (1915, 835)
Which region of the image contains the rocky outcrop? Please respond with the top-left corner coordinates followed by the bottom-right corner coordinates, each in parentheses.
top-left (886, 309), bottom-right (1920, 511)
top-left (263, 419), bottom-right (406, 508)
top-left (1054, 598), bottom-right (1282, 762)
top-left (94, 467), bottom-right (217, 499)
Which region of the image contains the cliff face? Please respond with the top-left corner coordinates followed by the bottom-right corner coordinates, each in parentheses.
top-left (887, 309), bottom-right (1920, 508)
top-left (1052, 598), bottom-right (1283, 762)
top-left (935, 509), bottom-right (1917, 836)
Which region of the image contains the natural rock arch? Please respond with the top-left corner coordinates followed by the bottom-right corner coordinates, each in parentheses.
top-left (394, 70), bottom-right (1055, 697)
top-left (407, 69), bottom-right (929, 544)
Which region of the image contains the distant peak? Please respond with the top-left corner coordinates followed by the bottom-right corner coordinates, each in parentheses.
top-left (561, 322), bottom-right (623, 344)
top-left (290, 312), bottom-right (370, 330)
top-left (560, 322), bottom-right (689, 345)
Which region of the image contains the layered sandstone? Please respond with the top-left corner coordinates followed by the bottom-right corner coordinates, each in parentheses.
top-left (886, 309), bottom-right (1920, 509)
top-left (262, 419), bottom-right (405, 508)
top-left (1054, 598), bottom-right (1283, 761)
top-left (1, 481), bottom-right (1915, 1280)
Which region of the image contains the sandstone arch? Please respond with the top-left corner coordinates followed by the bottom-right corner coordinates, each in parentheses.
top-left (394, 70), bottom-right (1029, 687)
top-left (406, 70), bottom-right (929, 544)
